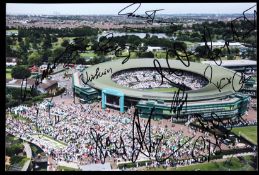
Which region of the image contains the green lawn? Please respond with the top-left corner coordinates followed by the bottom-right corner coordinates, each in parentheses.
top-left (155, 51), bottom-right (167, 59)
top-left (6, 73), bottom-right (12, 79)
top-left (57, 166), bottom-right (81, 171)
top-left (184, 41), bottom-right (197, 47)
top-left (10, 156), bottom-right (30, 167)
top-left (146, 156), bottom-right (255, 171)
top-left (31, 134), bottom-right (66, 148)
top-left (232, 126), bottom-right (257, 145)
top-left (6, 29), bottom-right (18, 33)
top-left (6, 68), bottom-right (12, 79)
top-left (80, 52), bottom-right (97, 58)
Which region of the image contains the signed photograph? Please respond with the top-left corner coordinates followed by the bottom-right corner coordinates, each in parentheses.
top-left (5, 2), bottom-right (257, 172)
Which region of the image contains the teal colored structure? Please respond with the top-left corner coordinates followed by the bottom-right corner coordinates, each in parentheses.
top-left (72, 72), bottom-right (98, 103)
top-left (102, 88), bottom-right (124, 112)
top-left (136, 93), bottom-right (251, 122)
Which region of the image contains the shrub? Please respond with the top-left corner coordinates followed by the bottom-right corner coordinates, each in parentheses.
top-left (6, 144), bottom-right (24, 156)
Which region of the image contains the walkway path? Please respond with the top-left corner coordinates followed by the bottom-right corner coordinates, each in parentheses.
top-left (21, 142), bottom-right (32, 171)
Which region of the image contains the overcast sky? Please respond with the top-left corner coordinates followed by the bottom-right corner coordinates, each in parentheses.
top-left (6, 3), bottom-right (256, 15)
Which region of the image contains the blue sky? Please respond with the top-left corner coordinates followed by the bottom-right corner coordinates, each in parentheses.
top-left (6, 3), bottom-right (256, 15)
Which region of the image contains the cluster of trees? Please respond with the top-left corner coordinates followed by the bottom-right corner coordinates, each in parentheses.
top-left (92, 34), bottom-right (187, 56)
top-left (18, 26), bottom-right (99, 37)
top-left (195, 46), bottom-right (240, 58)
top-left (192, 20), bottom-right (257, 44)
top-left (6, 32), bottom-right (92, 66)
top-left (116, 25), bottom-right (183, 37)
top-left (138, 51), bottom-right (154, 58)
top-left (6, 19), bottom-right (256, 67)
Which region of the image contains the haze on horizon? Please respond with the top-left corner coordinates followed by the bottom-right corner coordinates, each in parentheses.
top-left (6, 3), bottom-right (256, 15)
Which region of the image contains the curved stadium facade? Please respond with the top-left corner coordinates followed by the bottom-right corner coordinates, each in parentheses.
top-left (72, 58), bottom-right (251, 122)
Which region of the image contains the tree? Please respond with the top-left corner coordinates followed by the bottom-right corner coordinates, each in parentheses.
top-left (227, 55), bottom-right (235, 60)
top-left (195, 46), bottom-right (208, 57)
top-left (244, 48), bottom-right (256, 60)
top-left (76, 57), bottom-right (87, 65)
top-left (28, 51), bottom-right (42, 66)
top-left (41, 49), bottom-right (52, 63)
top-left (139, 51), bottom-right (154, 58)
top-left (42, 36), bottom-right (52, 49)
top-left (61, 39), bottom-right (70, 48)
top-left (11, 65), bottom-right (31, 79)
top-left (51, 47), bottom-right (66, 63)
top-left (145, 33), bottom-right (150, 39)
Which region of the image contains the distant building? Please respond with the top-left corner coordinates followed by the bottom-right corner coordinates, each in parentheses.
top-left (198, 41), bottom-right (245, 49)
top-left (6, 57), bottom-right (17, 67)
top-left (146, 46), bottom-right (165, 52)
top-left (6, 30), bottom-right (18, 36)
top-left (6, 62), bottom-right (17, 67)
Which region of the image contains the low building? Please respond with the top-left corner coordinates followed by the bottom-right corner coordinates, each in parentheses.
top-left (6, 57), bottom-right (17, 67)
top-left (37, 79), bottom-right (59, 94)
top-left (146, 46), bottom-right (165, 52)
top-left (6, 78), bottom-right (58, 94)
top-left (198, 41), bottom-right (245, 49)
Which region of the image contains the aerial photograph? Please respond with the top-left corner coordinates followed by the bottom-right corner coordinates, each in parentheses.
top-left (5, 3), bottom-right (257, 171)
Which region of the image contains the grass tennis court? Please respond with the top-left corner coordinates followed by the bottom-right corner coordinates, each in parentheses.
top-left (31, 134), bottom-right (67, 149)
top-left (146, 156), bottom-right (256, 171)
top-left (57, 166), bottom-right (81, 171)
top-left (232, 126), bottom-right (257, 145)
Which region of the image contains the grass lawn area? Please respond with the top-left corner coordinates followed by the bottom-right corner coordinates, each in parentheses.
top-left (184, 41), bottom-right (197, 47)
top-left (231, 126), bottom-right (257, 145)
top-left (57, 166), bottom-right (81, 171)
top-left (6, 29), bottom-right (18, 33)
top-left (146, 156), bottom-right (255, 171)
top-left (80, 52), bottom-right (97, 58)
top-left (6, 68), bottom-right (12, 79)
top-left (144, 87), bottom-right (179, 93)
top-left (6, 72), bottom-right (12, 79)
top-left (155, 51), bottom-right (167, 59)
top-left (32, 134), bottom-right (67, 148)
top-left (52, 37), bottom-right (75, 49)
top-left (11, 156), bottom-right (30, 167)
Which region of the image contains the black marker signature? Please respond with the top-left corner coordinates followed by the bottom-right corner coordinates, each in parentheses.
top-left (204, 65), bottom-right (232, 92)
top-left (89, 127), bottom-right (129, 163)
top-left (153, 45), bottom-right (192, 88)
top-left (118, 3), bottom-right (164, 25)
top-left (170, 88), bottom-right (188, 120)
top-left (231, 66), bottom-right (255, 92)
top-left (230, 5), bottom-right (257, 42)
top-left (80, 67), bottom-right (112, 85)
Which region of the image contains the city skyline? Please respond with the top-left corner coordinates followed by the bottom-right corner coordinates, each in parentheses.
top-left (6, 3), bottom-right (256, 15)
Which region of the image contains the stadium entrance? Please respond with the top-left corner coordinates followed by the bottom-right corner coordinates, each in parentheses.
top-left (101, 88), bottom-right (124, 112)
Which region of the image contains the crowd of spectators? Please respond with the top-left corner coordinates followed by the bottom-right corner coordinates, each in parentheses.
top-left (112, 69), bottom-right (208, 90)
top-left (6, 101), bottom-right (222, 167)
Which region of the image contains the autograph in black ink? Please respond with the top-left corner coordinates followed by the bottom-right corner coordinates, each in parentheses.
top-left (118, 3), bottom-right (164, 25)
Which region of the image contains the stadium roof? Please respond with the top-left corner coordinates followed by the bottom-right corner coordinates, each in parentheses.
top-left (202, 60), bottom-right (257, 67)
top-left (81, 58), bottom-right (243, 101)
